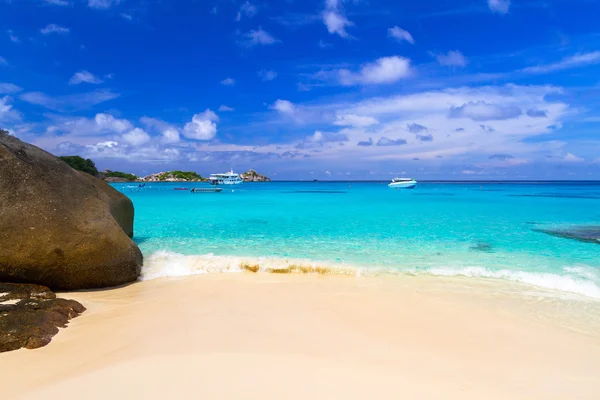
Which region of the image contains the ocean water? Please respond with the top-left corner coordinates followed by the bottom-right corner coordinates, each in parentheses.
top-left (111, 181), bottom-right (600, 299)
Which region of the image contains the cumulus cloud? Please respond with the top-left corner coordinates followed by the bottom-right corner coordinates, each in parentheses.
top-left (308, 130), bottom-right (348, 143)
top-left (357, 138), bottom-right (373, 146)
top-left (407, 123), bottom-right (427, 133)
top-left (88, 0), bottom-right (120, 9)
top-left (416, 134), bottom-right (433, 142)
top-left (183, 109), bottom-right (218, 140)
top-left (219, 105), bottom-right (235, 112)
top-left (388, 26), bottom-right (414, 44)
top-left (122, 128), bottom-right (151, 146)
top-left (140, 116), bottom-right (180, 144)
top-left (242, 28), bottom-right (279, 47)
top-left (221, 77), bottom-right (235, 86)
top-left (526, 109), bottom-right (548, 118)
top-left (338, 56), bottom-right (412, 86)
top-left (0, 96), bottom-right (21, 122)
top-left (258, 70), bottom-right (278, 81)
top-left (449, 101), bottom-right (522, 121)
top-left (488, 0), bottom-right (510, 14)
top-left (8, 30), bottom-right (20, 43)
top-left (435, 50), bottom-right (467, 67)
top-left (322, 0), bottom-right (352, 38)
top-left (236, 1), bottom-right (257, 21)
top-left (334, 114), bottom-right (379, 127)
top-left (69, 70), bottom-right (104, 85)
top-left (270, 99), bottom-right (296, 115)
top-left (376, 137), bottom-right (407, 146)
top-left (44, 0), bottom-right (69, 5)
top-left (40, 24), bottom-right (70, 35)
top-left (563, 152), bottom-right (584, 163)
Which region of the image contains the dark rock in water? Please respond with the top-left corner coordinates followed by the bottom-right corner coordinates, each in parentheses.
top-left (533, 226), bottom-right (600, 245)
top-left (0, 282), bottom-right (85, 353)
top-left (0, 131), bottom-right (142, 289)
top-left (469, 242), bottom-right (494, 253)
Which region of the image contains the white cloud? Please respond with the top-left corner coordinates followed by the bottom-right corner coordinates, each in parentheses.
top-left (40, 24), bottom-right (70, 35)
top-left (20, 90), bottom-right (120, 112)
top-left (333, 114), bottom-right (379, 127)
top-left (183, 109), bottom-right (219, 140)
top-left (0, 56), bottom-right (7, 66)
top-left (521, 51), bottom-right (600, 74)
top-left (563, 152), bottom-right (584, 163)
top-left (388, 26), bottom-right (414, 44)
top-left (337, 56), bottom-right (412, 85)
top-left (0, 96), bottom-right (21, 122)
top-left (43, 0), bottom-right (69, 5)
top-left (488, 0), bottom-right (510, 14)
top-left (258, 70), bottom-right (278, 81)
top-left (0, 83), bottom-right (22, 94)
top-left (308, 130), bottom-right (348, 143)
top-left (121, 13), bottom-right (133, 21)
top-left (122, 128), bottom-right (151, 146)
top-left (449, 101), bottom-right (522, 121)
top-left (94, 113), bottom-right (132, 133)
top-left (219, 105), bottom-right (235, 112)
top-left (8, 30), bottom-right (20, 43)
top-left (69, 70), bottom-right (104, 85)
top-left (236, 1), bottom-right (257, 21)
top-left (140, 116), bottom-right (181, 144)
top-left (88, 0), bottom-right (120, 9)
top-left (161, 128), bottom-right (180, 144)
top-left (242, 28), bottom-right (278, 47)
top-left (270, 99), bottom-right (296, 115)
top-left (322, 0), bottom-right (352, 38)
top-left (435, 51), bottom-right (467, 67)
top-left (221, 77), bottom-right (236, 86)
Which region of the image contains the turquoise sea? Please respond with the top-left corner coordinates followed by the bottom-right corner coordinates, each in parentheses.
top-left (112, 181), bottom-right (600, 299)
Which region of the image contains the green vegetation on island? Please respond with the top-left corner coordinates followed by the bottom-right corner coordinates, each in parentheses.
top-left (155, 171), bottom-right (203, 181)
top-left (103, 170), bottom-right (138, 182)
top-left (58, 156), bottom-right (99, 177)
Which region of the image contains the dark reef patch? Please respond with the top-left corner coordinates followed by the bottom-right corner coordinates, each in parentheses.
top-left (282, 190), bottom-right (347, 194)
top-left (469, 242), bottom-right (495, 253)
top-left (509, 194), bottom-right (600, 200)
top-left (533, 226), bottom-right (600, 245)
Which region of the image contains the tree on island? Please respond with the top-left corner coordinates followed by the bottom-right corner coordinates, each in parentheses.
top-left (58, 156), bottom-right (99, 177)
top-left (104, 170), bottom-right (138, 181)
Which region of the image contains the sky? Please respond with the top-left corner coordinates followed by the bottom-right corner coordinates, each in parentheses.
top-left (1, 0), bottom-right (600, 180)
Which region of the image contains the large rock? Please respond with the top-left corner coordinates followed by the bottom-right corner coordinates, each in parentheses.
top-left (0, 282), bottom-right (85, 352)
top-left (0, 131), bottom-right (142, 289)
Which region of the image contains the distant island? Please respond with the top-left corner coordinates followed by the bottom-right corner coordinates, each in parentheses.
top-left (57, 155), bottom-right (270, 183)
top-left (241, 169), bottom-right (271, 182)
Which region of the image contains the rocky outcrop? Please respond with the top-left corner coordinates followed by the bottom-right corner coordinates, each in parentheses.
top-left (0, 283), bottom-right (85, 353)
top-left (0, 131), bottom-right (143, 290)
top-left (140, 171), bottom-right (203, 182)
top-left (241, 169), bottom-right (271, 182)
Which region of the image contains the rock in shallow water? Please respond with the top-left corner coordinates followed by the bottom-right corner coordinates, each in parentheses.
top-left (0, 131), bottom-right (142, 289)
top-left (0, 282), bottom-right (85, 353)
top-left (533, 226), bottom-right (600, 245)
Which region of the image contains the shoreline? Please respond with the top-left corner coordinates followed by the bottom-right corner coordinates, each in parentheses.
top-left (3, 273), bottom-right (600, 399)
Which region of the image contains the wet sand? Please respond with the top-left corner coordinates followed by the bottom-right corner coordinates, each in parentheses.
top-left (2, 273), bottom-right (600, 399)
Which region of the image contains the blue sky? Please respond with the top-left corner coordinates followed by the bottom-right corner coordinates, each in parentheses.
top-left (1, 0), bottom-right (600, 179)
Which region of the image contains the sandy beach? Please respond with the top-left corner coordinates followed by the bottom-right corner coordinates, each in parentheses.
top-left (2, 273), bottom-right (599, 399)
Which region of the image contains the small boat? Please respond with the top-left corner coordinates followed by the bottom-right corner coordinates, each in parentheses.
top-left (207, 170), bottom-right (243, 185)
top-left (190, 187), bottom-right (223, 193)
top-left (174, 187), bottom-right (189, 191)
top-left (388, 177), bottom-right (417, 189)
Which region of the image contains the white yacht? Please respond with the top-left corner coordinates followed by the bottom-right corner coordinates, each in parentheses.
top-left (388, 177), bottom-right (417, 189)
top-left (208, 170), bottom-right (244, 185)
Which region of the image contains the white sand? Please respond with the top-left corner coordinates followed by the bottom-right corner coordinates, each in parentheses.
top-left (2, 273), bottom-right (600, 399)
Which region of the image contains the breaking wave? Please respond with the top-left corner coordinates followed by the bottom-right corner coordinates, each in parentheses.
top-left (141, 251), bottom-right (600, 299)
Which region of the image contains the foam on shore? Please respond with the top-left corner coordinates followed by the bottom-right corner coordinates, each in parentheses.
top-left (141, 251), bottom-right (600, 299)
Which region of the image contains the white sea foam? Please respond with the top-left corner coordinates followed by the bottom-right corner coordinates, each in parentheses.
top-left (141, 251), bottom-right (600, 299)
top-left (423, 266), bottom-right (600, 299)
